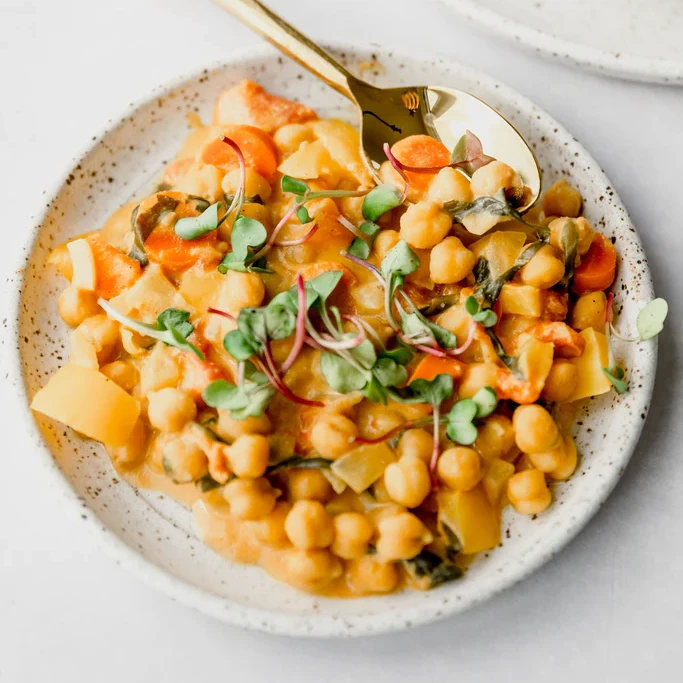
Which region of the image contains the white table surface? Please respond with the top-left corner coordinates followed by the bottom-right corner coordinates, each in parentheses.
top-left (1, 0), bottom-right (681, 680)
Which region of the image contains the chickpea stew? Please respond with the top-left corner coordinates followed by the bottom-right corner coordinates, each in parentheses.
top-left (31, 80), bottom-right (666, 597)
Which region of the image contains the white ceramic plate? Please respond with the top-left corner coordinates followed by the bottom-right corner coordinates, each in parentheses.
top-left (7, 44), bottom-right (656, 637)
top-left (441, 0), bottom-right (683, 84)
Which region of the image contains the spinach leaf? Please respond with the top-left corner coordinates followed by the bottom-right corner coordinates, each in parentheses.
top-left (129, 194), bottom-right (180, 265)
top-left (403, 550), bottom-right (463, 588)
top-left (558, 218), bottom-right (579, 288)
top-left (266, 456), bottom-right (333, 474)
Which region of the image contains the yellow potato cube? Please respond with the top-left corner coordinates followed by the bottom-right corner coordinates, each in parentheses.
top-left (470, 231), bottom-right (527, 277)
top-left (483, 459), bottom-right (516, 505)
top-left (498, 284), bottom-right (543, 317)
top-left (568, 328), bottom-right (612, 401)
top-left (331, 443), bottom-right (396, 494)
top-left (438, 484), bottom-right (500, 554)
top-left (31, 364), bottom-right (140, 446)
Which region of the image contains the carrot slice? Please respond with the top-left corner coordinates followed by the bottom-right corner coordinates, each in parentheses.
top-left (390, 135), bottom-right (451, 191)
top-left (144, 223), bottom-right (219, 273)
top-left (409, 355), bottom-right (465, 383)
top-left (572, 233), bottom-right (617, 294)
top-left (162, 158), bottom-right (193, 186)
top-left (200, 125), bottom-right (278, 182)
top-left (85, 234), bottom-right (141, 299)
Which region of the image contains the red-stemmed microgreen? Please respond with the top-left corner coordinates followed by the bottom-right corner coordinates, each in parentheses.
top-left (384, 130), bottom-right (494, 177)
top-left (338, 215), bottom-right (382, 260)
top-left (383, 142), bottom-right (409, 203)
top-left (98, 299), bottom-right (204, 360)
top-left (465, 295), bottom-right (498, 328)
top-left (280, 275), bottom-right (307, 374)
top-left (272, 223), bottom-right (319, 247)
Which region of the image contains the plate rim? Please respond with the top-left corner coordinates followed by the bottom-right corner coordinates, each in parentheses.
top-left (439, 0), bottom-right (683, 84)
top-left (6, 42), bottom-right (657, 637)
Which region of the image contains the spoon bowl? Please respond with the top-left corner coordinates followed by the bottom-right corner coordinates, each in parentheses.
top-left (214, 0), bottom-right (541, 210)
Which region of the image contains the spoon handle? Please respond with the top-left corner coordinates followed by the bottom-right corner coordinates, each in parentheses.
top-left (213, 0), bottom-right (356, 100)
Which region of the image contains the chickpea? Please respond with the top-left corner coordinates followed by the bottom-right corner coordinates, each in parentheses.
top-left (549, 216), bottom-right (594, 257)
top-left (223, 477), bottom-right (277, 520)
top-left (527, 436), bottom-right (566, 472)
top-left (548, 435), bottom-right (578, 481)
top-left (541, 360), bottom-right (579, 403)
top-left (218, 270), bottom-right (265, 316)
top-left (288, 469), bottom-right (333, 503)
top-left (571, 291), bottom-right (607, 331)
top-left (108, 418), bottom-right (148, 468)
top-left (147, 388), bottom-right (197, 433)
top-left (175, 163), bottom-right (224, 203)
top-left (227, 433), bottom-right (270, 478)
top-left (542, 178), bottom-right (582, 218)
top-left (427, 166), bottom-right (473, 205)
top-left (346, 556), bottom-right (399, 595)
top-left (77, 315), bottom-right (120, 364)
top-left (161, 438), bottom-right (208, 483)
top-left (251, 502), bottom-right (290, 547)
top-left (278, 548), bottom-right (342, 591)
top-left (513, 404), bottom-right (560, 454)
top-left (399, 200), bottom-right (452, 249)
top-left (215, 410), bottom-right (272, 441)
top-left (284, 500), bottom-right (335, 549)
top-left (273, 123), bottom-right (315, 155)
top-left (310, 412), bottom-right (358, 459)
top-left (474, 414), bottom-right (515, 460)
top-left (331, 512), bottom-right (374, 559)
top-left (397, 428), bottom-right (433, 464)
top-left (507, 469), bottom-right (552, 515)
top-left (384, 456), bottom-right (431, 508)
top-left (222, 167), bottom-right (271, 202)
top-left (375, 512), bottom-right (433, 561)
top-left (372, 230), bottom-right (401, 260)
top-left (356, 404), bottom-right (404, 440)
top-left (470, 160), bottom-right (522, 198)
top-left (458, 363), bottom-right (499, 399)
top-left (519, 245), bottom-right (565, 289)
top-left (58, 287), bottom-right (100, 327)
top-left (100, 360), bottom-right (139, 393)
top-left (429, 236), bottom-right (476, 284)
top-left (437, 447), bottom-right (482, 491)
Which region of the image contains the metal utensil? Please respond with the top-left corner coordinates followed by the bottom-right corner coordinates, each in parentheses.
top-left (213, 0), bottom-right (541, 209)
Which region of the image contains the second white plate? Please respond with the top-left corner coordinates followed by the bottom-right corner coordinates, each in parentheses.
top-left (442, 0), bottom-right (683, 84)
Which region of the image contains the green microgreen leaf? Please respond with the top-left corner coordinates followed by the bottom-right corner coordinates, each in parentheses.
top-left (217, 216), bottom-right (268, 273)
top-left (320, 352), bottom-right (370, 393)
top-left (202, 375), bottom-right (274, 419)
top-left (174, 201), bottom-right (221, 240)
top-left (264, 303), bottom-right (297, 340)
top-left (471, 386), bottom-right (498, 418)
top-left (395, 374), bottom-right (454, 406)
top-left (380, 239), bottom-right (420, 282)
top-left (471, 308), bottom-right (498, 328)
top-left (603, 366), bottom-right (629, 394)
top-left (445, 398), bottom-right (479, 445)
top-left (373, 357), bottom-right (408, 388)
top-left (362, 374), bottom-right (389, 404)
top-left (465, 295), bottom-right (480, 316)
top-left (359, 221), bottom-right (381, 237)
top-left (449, 134), bottom-right (467, 165)
top-left (281, 175), bottom-right (310, 195)
top-left (347, 237), bottom-right (371, 259)
top-left (98, 299), bottom-right (205, 360)
top-left (296, 205), bottom-right (311, 223)
top-left (223, 329), bottom-right (258, 361)
top-left (380, 345), bottom-right (414, 366)
top-left (362, 184), bottom-right (402, 222)
top-left (636, 298), bottom-right (668, 341)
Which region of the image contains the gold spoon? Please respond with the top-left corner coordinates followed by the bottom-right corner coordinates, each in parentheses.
top-left (213, 0), bottom-right (541, 210)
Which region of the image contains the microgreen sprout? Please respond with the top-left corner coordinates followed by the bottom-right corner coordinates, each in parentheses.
top-left (174, 201), bottom-right (222, 240)
top-left (382, 142), bottom-right (409, 203)
top-left (98, 299), bottom-right (204, 360)
top-left (465, 295), bottom-right (498, 328)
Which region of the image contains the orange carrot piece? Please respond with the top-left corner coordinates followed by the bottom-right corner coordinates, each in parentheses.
top-left (162, 158), bottom-right (193, 186)
top-left (299, 262), bottom-right (356, 288)
top-left (144, 223), bottom-right (219, 273)
top-left (390, 135), bottom-right (451, 191)
top-left (573, 233), bottom-right (617, 294)
top-left (200, 125), bottom-right (278, 182)
top-left (85, 234), bottom-right (141, 299)
top-left (409, 355), bottom-right (465, 383)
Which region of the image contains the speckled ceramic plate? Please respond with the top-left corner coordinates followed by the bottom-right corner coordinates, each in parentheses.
top-left (440, 0), bottom-right (683, 85)
top-left (6, 44), bottom-right (656, 637)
